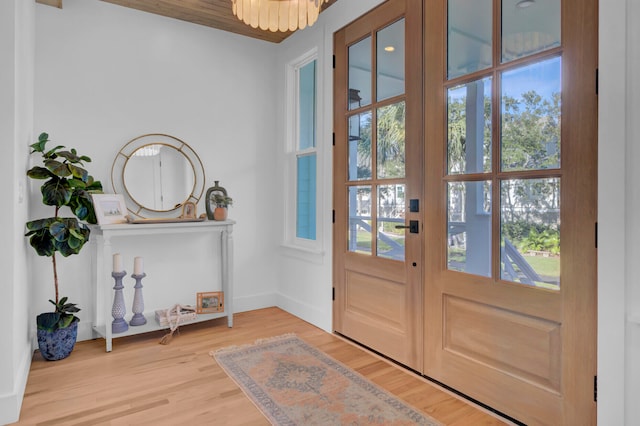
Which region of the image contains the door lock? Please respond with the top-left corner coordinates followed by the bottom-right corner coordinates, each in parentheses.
top-left (395, 220), bottom-right (419, 234)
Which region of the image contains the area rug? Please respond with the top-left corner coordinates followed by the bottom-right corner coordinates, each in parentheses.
top-left (210, 334), bottom-right (441, 425)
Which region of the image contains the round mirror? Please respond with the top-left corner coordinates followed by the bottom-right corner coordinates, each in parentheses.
top-left (112, 134), bottom-right (205, 219)
top-left (123, 144), bottom-right (195, 210)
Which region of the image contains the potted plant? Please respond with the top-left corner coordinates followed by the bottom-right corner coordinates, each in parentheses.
top-left (212, 193), bottom-right (233, 221)
top-left (25, 132), bottom-right (103, 360)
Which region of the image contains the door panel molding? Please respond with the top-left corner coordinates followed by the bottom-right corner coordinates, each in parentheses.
top-left (443, 295), bottom-right (561, 392)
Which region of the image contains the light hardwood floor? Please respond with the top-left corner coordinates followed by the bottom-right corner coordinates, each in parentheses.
top-left (13, 307), bottom-right (509, 425)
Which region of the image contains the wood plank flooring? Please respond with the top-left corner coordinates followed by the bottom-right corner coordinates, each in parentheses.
top-left (13, 307), bottom-right (509, 425)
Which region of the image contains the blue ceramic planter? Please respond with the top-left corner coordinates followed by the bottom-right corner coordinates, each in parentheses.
top-left (37, 320), bottom-right (78, 361)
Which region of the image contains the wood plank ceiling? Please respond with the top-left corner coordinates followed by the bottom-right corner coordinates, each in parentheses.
top-left (37, 0), bottom-right (338, 44)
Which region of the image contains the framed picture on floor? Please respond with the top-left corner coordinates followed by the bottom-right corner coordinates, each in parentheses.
top-left (196, 291), bottom-right (224, 314)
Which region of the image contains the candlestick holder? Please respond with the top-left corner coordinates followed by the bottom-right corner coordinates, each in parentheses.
top-left (111, 270), bottom-right (128, 333)
top-left (130, 272), bottom-right (147, 326)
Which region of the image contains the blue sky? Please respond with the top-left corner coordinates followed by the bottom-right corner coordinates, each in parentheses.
top-left (502, 56), bottom-right (561, 101)
top-left (448, 55), bottom-right (561, 103)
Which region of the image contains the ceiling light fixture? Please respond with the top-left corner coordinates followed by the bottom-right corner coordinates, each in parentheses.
top-left (384, 46), bottom-right (395, 52)
top-left (231, 0), bottom-right (326, 33)
top-left (516, 0), bottom-right (535, 8)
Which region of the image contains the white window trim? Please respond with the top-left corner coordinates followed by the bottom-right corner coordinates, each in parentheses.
top-left (282, 48), bottom-right (324, 256)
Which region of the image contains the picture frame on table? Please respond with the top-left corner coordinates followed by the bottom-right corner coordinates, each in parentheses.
top-left (91, 193), bottom-right (128, 225)
top-left (196, 291), bottom-right (224, 314)
top-left (181, 201), bottom-right (197, 219)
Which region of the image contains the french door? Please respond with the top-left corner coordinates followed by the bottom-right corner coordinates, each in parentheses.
top-left (334, 0), bottom-right (597, 423)
top-left (333, 0), bottom-right (424, 370)
top-left (424, 0), bottom-right (597, 424)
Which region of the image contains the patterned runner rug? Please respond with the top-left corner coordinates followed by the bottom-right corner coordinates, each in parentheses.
top-left (211, 334), bottom-right (441, 425)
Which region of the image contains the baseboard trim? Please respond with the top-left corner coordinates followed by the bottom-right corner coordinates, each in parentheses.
top-left (276, 292), bottom-right (331, 332)
top-left (233, 292), bottom-right (278, 314)
top-left (0, 344), bottom-right (32, 425)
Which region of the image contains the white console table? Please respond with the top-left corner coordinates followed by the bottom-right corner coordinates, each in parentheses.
top-left (91, 220), bottom-right (234, 352)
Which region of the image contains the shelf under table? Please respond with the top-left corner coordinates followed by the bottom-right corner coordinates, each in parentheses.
top-left (93, 311), bottom-right (229, 339)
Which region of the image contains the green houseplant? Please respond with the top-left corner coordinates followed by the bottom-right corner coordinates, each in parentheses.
top-left (212, 193), bottom-right (233, 221)
top-left (25, 132), bottom-right (103, 360)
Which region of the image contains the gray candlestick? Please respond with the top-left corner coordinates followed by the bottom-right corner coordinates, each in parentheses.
top-left (130, 272), bottom-right (147, 326)
top-left (111, 270), bottom-right (128, 333)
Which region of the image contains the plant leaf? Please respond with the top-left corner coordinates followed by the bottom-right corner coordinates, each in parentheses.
top-left (44, 159), bottom-right (72, 177)
top-left (60, 303), bottom-right (80, 314)
top-left (58, 315), bottom-right (74, 328)
top-left (67, 178), bottom-right (86, 189)
top-left (58, 314), bottom-right (74, 328)
top-left (36, 312), bottom-right (60, 331)
top-left (41, 178), bottom-right (72, 206)
top-left (29, 231), bottom-right (55, 257)
top-left (29, 133), bottom-right (49, 153)
top-left (56, 150), bottom-right (83, 163)
top-left (67, 234), bottom-right (82, 249)
top-left (67, 164), bottom-right (88, 181)
top-left (27, 166), bottom-right (54, 180)
top-left (69, 190), bottom-right (96, 222)
top-left (44, 145), bottom-right (65, 159)
top-left (25, 218), bottom-right (55, 232)
top-left (48, 220), bottom-right (67, 242)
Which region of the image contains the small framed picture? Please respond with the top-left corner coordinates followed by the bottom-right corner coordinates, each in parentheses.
top-left (91, 194), bottom-right (128, 225)
top-left (196, 291), bottom-right (224, 314)
top-left (181, 201), bottom-right (197, 219)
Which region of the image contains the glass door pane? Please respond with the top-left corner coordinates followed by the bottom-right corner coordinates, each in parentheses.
top-left (348, 112), bottom-right (373, 181)
top-left (377, 101), bottom-right (406, 179)
top-left (377, 19), bottom-right (405, 101)
top-left (500, 178), bottom-right (560, 288)
top-left (348, 185), bottom-right (372, 255)
top-left (500, 57), bottom-right (561, 171)
top-left (377, 184), bottom-right (405, 260)
top-left (447, 78), bottom-right (492, 174)
top-left (447, 181), bottom-right (492, 276)
top-left (447, 0), bottom-right (492, 79)
top-left (501, 0), bottom-right (560, 63)
top-left (349, 37), bottom-right (372, 109)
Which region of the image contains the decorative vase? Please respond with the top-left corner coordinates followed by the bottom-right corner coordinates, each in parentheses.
top-left (213, 207), bottom-right (228, 221)
top-left (37, 319), bottom-right (79, 361)
top-left (206, 181), bottom-right (228, 220)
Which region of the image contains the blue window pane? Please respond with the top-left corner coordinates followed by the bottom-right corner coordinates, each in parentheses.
top-left (297, 154), bottom-right (317, 240)
top-left (299, 61), bottom-right (316, 150)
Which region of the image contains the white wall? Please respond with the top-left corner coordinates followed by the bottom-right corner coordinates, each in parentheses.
top-left (623, 0), bottom-right (640, 422)
top-left (0, 0), bottom-right (35, 423)
top-left (275, 0), bottom-right (385, 332)
top-left (598, 0), bottom-right (638, 423)
top-left (32, 0), bottom-right (280, 343)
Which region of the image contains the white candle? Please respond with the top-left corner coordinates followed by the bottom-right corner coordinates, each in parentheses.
top-left (113, 253), bottom-right (123, 273)
top-left (134, 256), bottom-right (144, 275)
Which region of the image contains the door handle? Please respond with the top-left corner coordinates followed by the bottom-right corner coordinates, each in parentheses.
top-left (395, 220), bottom-right (419, 234)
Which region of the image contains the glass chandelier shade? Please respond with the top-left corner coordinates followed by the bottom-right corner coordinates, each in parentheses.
top-left (231, 0), bottom-right (326, 32)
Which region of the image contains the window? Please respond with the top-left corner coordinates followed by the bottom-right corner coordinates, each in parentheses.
top-left (284, 50), bottom-right (321, 252)
top-left (296, 60), bottom-right (317, 240)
